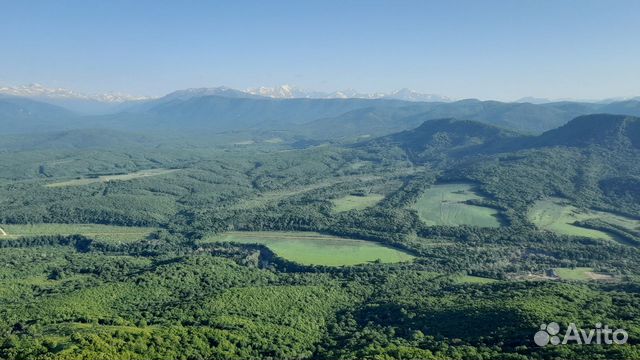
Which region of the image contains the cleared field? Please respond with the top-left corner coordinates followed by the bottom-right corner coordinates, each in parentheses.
top-left (230, 175), bottom-right (382, 210)
top-left (554, 267), bottom-right (613, 281)
top-left (45, 168), bottom-right (178, 188)
top-left (453, 275), bottom-right (498, 284)
top-left (0, 224), bottom-right (156, 244)
top-left (331, 194), bottom-right (384, 213)
top-left (413, 183), bottom-right (501, 227)
top-left (528, 197), bottom-right (640, 241)
top-left (203, 231), bottom-right (414, 266)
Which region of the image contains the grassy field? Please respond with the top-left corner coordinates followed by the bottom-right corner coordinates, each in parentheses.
top-left (229, 175), bottom-right (382, 210)
top-left (45, 168), bottom-right (178, 188)
top-left (413, 183), bottom-right (501, 227)
top-left (0, 223), bottom-right (156, 244)
top-left (453, 275), bottom-right (499, 284)
top-left (528, 197), bottom-right (640, 240)
top-left (203, 231), bottom-right (414, 266)
top-left (331, 194), bottom-right (384, 213)
top-left (553, 267), bottom-right (615, 281)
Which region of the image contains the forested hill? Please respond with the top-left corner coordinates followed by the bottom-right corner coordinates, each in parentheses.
top-left (0, 96), bottom-right (81, 133)
top-left (0, 128), bottom-right (159, 151)
top-left (531, 114), bottom-right (640, 149)
top-left (118, 96), bottom-right (640, 136)
top-left (362, 114), bottom-right (640, 161)
top-left (106, 96), bottom-right (411, 132)
top-left (358, 118), bottom-right (520, 161)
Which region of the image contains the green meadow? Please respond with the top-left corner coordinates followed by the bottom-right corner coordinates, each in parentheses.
top-left (452, 275), bottom-right (499, 284)
top-left (0, 223), bottom-right (156, 244)
top-left (331, 194), bottom-right (384, 212)
top-left (413, 183), bottom-right (501, 227)
top-left (553, 267), bottom-right (614, 281)
top-left (203, 231), bottom-right (414, 266)
top-left (528, 197), bottom-right (640, 240)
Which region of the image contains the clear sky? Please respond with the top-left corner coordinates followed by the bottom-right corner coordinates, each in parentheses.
top-left (1, 0), bottom-right (639, 100)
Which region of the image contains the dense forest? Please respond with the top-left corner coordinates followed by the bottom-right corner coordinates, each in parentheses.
top-left (0, 113), bottom-right (639, 359)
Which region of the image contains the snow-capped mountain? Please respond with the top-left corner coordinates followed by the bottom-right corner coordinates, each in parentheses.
top-left (163, 86), bottom-right (260, 101)
top-left (1, 83), bottom-right (452, 115)
top-left (384, 88), bottom-right (451, 102)
top-left (0, 83), bottom-right (150, 103)
top-left (0, 83), bottom-right (155, 114)
top-left (244, 85), bottom-right (450, 102)
top-left (245, 85), bottom-right (328, 99)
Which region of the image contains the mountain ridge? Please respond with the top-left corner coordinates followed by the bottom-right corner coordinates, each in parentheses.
top-left (361, 114), bottom-right (640, 163)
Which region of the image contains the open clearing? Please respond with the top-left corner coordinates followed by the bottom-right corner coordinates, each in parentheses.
top-left (0, 224), bottom-right (156, 244)
top-left (45, 168), bottom-right (178, 188)
top-left (230, 175), bottom-right (382, 210)
top-left (413, 183), bottom-right (501, 227)
top-left (203, 231), bottom-right (414, 266)
top-left (453, 275), bottom-right (498, 284)
top-left (528, 197), bottom-right (640, 241)
top-left (331, 194), bottom-right (384, 213)
top-left (554, 267), bottom-right (614, 281)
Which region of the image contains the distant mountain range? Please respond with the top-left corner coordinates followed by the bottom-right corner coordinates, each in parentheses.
top-left (244, 85), bottom-right (452, 102)
top-left (0, 83), bottom-right (451, 113)
top-left (0, 84), bottom-right (152, 114)
top-left (2, 83), bottom-right (640, 142)
top-left (4, 83), bottom-right (639, 114)
top-left (516, 96), bottom-right (640, 104)
top-left (141, 85), bottom-right (453, 102)
top-left (0, 83), bottom-right (149, 103)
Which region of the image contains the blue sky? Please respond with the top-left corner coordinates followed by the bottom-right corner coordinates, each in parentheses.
top-left (1, 0), bottom-right (639, 100)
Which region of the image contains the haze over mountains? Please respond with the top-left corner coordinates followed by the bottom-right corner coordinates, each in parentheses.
top-left (2, 82), bottom-right (640, 145)
top-left (0, 83), bottom-right (451, 114)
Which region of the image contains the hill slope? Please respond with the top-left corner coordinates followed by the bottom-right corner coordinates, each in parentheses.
top-left (105, 96), bottom-right (412, 132)
top-left (0, 96), bottom-right (81, 133)
top-left (358, 114), bottom-right (640, 170)
top-left (532, 114), bottom-right (640, 149)
top-left (0, 128), bottom-right (160, 151)
top-left (360, 118), bottom-right (520, 161)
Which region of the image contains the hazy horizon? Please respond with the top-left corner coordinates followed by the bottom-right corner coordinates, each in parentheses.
top-left (2, 0), bottom-right (639, 101)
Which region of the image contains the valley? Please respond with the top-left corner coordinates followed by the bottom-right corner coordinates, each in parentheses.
top-left (5, 2), bottom-right (640, 358)
top-left (0, 103), bottom-right (639, 360)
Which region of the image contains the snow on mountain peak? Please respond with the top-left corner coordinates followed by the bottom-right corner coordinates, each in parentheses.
top-left (245, 85), bottom-right (310, 99)
top-left (243, 85), bottom-right (450, 102)
top-left (0, 83), bottom-right (451, 103)
top-left (0, 83), bottom-right (152, 103)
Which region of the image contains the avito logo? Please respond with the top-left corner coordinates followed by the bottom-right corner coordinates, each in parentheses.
top-left (534, 322), bottom-right (628, 347)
